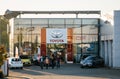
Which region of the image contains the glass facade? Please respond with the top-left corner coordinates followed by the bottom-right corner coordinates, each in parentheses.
top-left (13, 18), bottom-right (99, 62)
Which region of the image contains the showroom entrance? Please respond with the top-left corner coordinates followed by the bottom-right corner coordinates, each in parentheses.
top-left (40, 28), bottom-right (73, 63)
top-left (47, 44), bottom-right (67, 62)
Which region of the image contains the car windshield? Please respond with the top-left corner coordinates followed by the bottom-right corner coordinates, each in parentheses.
top-left (81, 55), bottom-right (90, 60)
top-left (12, 58), bottom-right (21, 61)
top-left (20, 55), bottom-right (29, 59)
top-left (84, 56), bottom-right (95, 61)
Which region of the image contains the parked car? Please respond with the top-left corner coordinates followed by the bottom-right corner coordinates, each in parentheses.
top-left (20, 55), bottom-right (31, 66)
top-left (74, 54), bottom-right (91, 63)
top-left (8, 57), bottom-right (23, 69)
top-left (80, 55), bottom-right (104, 68)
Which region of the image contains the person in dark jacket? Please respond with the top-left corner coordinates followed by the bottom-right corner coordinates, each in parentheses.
top-left (39, 56), bottom-right (44, 69)
top-left (56, 55), bottom-right (61, 68)
top-left (51, 54), bottom-right (56, 69)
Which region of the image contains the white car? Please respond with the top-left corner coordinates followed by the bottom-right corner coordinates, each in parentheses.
top-left (8, 57), bottom-right (23, 69)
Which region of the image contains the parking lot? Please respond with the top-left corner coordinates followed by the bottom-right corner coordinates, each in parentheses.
top-left (6, 63), bottom-right (120, 79)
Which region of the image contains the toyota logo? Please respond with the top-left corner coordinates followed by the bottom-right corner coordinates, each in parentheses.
top-left (51, 30), bottom-right (63, 38)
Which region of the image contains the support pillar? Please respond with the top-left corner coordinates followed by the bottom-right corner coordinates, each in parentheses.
top-left (67, 28), bottom-right (73, 62)
top-left (41, 28), bottom-right (46, 56)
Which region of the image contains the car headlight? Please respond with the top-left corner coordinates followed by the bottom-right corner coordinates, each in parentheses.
top-left (80, 61), bottom-right (87, 66)
top-left (86, 60), bottom-right (93, 66)
top-left (80, 60), bottom-right (84, 64)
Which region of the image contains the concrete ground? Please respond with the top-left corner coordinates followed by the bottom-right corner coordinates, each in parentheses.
top-left (6, 63), bottom-right (120, 79)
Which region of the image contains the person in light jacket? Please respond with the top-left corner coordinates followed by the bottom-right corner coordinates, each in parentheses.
top-left (45, 57), bottom-right (49, 69)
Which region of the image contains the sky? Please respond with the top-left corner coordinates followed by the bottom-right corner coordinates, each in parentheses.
top-left (0, 0), bottom-right (120, 15)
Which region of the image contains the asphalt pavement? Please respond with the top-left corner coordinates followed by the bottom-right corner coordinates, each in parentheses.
top-left (6, 63), bottom-right (120, 79)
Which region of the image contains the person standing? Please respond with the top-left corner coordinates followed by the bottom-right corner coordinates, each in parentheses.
top-left (45, 57), bottom-right (49, 69)
top-left (39, 56), bottom-right (44, 69)
top-left (56, 55), bottom-right (61, 68)
top-left (38, 46), bottom-right (41, 54)
top-left (37, 46), bottom-right (41, 62)
top-left (51, 54), bottom-right (56, 69)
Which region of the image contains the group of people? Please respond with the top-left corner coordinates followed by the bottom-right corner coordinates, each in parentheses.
top-left (39, 54), bottom-right (61, 69)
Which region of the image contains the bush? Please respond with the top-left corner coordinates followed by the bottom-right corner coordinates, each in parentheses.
top-left (0, 70), bottom-right (4, 78)
top-left (0, 45), bottom-right (7, 67)
top-left (0, 45), bottom-right (7, 78)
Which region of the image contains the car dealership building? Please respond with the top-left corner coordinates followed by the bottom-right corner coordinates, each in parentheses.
top-left (4, 10), bottom-right (120, 68)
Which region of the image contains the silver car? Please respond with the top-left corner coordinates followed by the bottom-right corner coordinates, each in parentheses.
top-left (80, 55), bottom-right (104, 68)
top-left (8, 57), bottom-right (23, 69)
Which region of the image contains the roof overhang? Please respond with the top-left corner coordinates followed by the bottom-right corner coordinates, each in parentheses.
top-left (4, 9), bottom-right (101, 19)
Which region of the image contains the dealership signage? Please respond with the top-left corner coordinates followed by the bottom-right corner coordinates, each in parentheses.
top-left (46, 29), bottom-right (67, 43)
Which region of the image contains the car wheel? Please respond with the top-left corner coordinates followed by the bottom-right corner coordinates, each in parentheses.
top-left (88, 63), bottom-right (93, 68)
top-left (20, 67), bottom-right (23, 69)
top-left (80, 65), bottom-right (84, 68)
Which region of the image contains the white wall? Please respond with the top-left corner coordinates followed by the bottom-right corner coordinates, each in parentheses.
top-left (100, 18), bottom-right (113, 67)
top-left (113, 10), bottom-right (120, 68)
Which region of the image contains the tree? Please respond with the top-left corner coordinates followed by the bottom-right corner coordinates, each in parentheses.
top-left (0, 16), bottom-right (9, 49)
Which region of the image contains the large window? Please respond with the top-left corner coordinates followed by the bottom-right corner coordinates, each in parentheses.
top-left (14, 18), bottom-right (99, 60)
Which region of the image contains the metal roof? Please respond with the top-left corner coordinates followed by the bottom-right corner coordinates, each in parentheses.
top-left (4, 9), bottom-right (101, 19)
